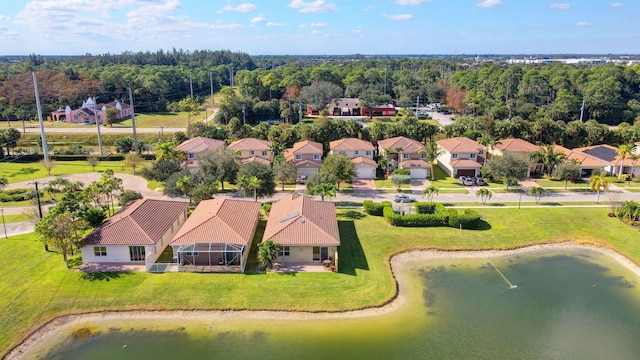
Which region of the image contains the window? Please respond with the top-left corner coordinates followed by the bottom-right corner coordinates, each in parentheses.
top-left (94, 246), bottom-right (107, 257)
top-left (279, 246), bottom-right (290, 257)
top-left (313, 247), bottom-right (321, 261)
top-left (250, 150), bottom-right (255, 155)
top-left (188, 153), bottom-right (195, 160)
top-left (479, 149), bottom-right (484, 155)
top-left (470, 153), bottom-right (476, 159)
top-left (452, 153), bottom-right (458, 159)
top-left (262, 150), bottom-right (268, 156)
top-left (338, 151), bottom-right (346, 155)
top-left (355, 150), bottom-right (359, 155)
top-left (313, 154), bottom-right (321, 160)
top-left (420, 153), bottom-right (426, 159)
top-left (295, 154), bottom-right (302, 160)
top-left (403, 153), bottom-right (409, 159)
top-left (129, 246), bottom-right (146, 261)
top-left (366, 150), bottom-right (372, 156)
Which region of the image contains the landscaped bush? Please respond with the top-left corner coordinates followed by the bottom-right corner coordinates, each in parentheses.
top-left (0, 188), bottom-right (33, 202)
top-left (262, 202), bottom-right (272, 215)
top-left (383, 206), bottom-right (448, 227)
top-left (414, 202), bottom-right (440, 214)
top-left (392, 168), bottom-right (411, 176)
top-left (364, 200), bottom-right (392, 216)
top-left (448, 209), bottom-right (481, 229)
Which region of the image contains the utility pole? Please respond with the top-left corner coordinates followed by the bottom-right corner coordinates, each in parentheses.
top-left (189, 75), bottom-right (194, 99)
top-left (129, 87), bottom-right (139, 153)
top-left (1, 209), bottom-right (7, 240)
top-left (416, 95), bottom-right (420, 118)
top-left (580, 98), bottom-right (585, 122)
top-left (32, 72), bottom-right (49, 162)
top-left (29, 180), bottom-right (47, 250)
top-left (298, 98), bottom-right (303, 124)
top-left (230, 67), bottom-right (234, 87)
top-left (93, 97), bottom-right (104, 155)
top-left (242, 103), bottom-right (246, 125)
top-left (210, 72), bottom-right (214, 105)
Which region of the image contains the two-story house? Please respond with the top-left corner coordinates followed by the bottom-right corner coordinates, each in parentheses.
top-left (488, 138), bottom-right (541, 177)
top-left (436, 137), bottom-right (485, 177)
top-left (377, 136), bottom-right (431, 179)
top-left (227, 138), bottom-right (273, 166)
top-left (175, 136), bottom-right (226, 168)
top-left (329, 138), bottom-right (377, 179)
top-left (283, 140), bottom-right (323, 178)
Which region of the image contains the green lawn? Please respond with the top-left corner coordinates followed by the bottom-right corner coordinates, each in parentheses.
top-left (2, 207), bottom-right (640, 356)
top-left (535, 179), bottom-right (589, 188)
top-left (114, 112), bottom-right (206, 128)
top-left (374, 179), bottom-right (410, 189)
top-left (0, 213), bottom-right (32, 223)
top-left (0, 160), bottom-right (153, 184)
top-left (429, 166), bottom-right (466, 189)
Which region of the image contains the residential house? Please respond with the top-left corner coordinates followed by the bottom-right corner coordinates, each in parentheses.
top-left (175, 136), bottom-right (226, 168)
top-left (283, 140), bottom-right (323, 178)
top-left (80, 199), bottom-right (188, 270)
top-left (436, 137), bottom-right (485, 177)
top-left (262, 194), bottom-right (340, 265)
top-left (378, 136), bottom-right (431, 178)
top-left (227, 138), bottom-right (273, 165)
top-left (329, 138), bottom-right (377, 178)
top-left (489, 138), bottom-right (541, 177)
top-left (169, 198), bottom-right (262, 273)
top-left (569, 144), bottom-right (639, 177)
top-left (51, 97), bottom-right (132, 124)
top-left (554, 145), bottom-right (607, 177)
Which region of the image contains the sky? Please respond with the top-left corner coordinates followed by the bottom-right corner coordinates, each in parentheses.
top-left (0, 0), bottom-right (638, 56)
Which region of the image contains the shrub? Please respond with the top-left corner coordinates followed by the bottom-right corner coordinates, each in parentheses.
top-left (139, 158), bottom-right (182, 182)
top-left (119, 190), bottom-right (143, 206)
top-left (364, 200), bottom-right (392, 216)
top-left (0, 188), bottom-right (33, 202)
top-left (262, 202), bottom-right (272, 215)
top-left (392, 168), bottom-right (411, 176)
top-left (414, 202), bottom-right (438, 214)
top-left (383, 206), bottom-right (448, 227)
top-left (448, 209), bottom-right (481, 229)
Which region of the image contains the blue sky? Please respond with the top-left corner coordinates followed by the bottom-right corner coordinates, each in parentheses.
top-left (0, 0), bottom-right (637, 55)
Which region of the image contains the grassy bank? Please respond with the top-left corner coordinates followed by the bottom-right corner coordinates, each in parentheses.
top-left (1, 207), bottom-right (639, 355)
top-left (0, 160), bottom-right (153, 184)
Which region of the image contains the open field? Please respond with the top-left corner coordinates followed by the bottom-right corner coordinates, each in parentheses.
top-left (0, 160), bottom-right (153, 184)
top-left (1, 207), bottom-right (639, 356)
top-left (115, 112), bottom-right (207, 128)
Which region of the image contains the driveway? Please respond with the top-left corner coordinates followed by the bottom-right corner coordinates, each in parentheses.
top-left (352, 179), bottom-right (377, 192)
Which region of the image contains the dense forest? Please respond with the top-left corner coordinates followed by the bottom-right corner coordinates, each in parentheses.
top-left (1, 50), bottom-right (640, 130)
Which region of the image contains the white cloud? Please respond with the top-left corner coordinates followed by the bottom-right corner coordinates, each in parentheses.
top-left (611, 2), bottom-right (623, 7)
top-left (310, 22), bottom-right (327, 27)
top-left (477, 0), bottom-right (504, 8)
top-left (266, 22), bottom-right (284, 27)
top-left (311, 30), bottom-right (322, 35)
top-left (576, 21), bottom-right (591, 26)
top-left (251, 15), bottom-right (267, 23)
top-left (221, 3), bottom-right (257, 12)
top-left (288, 0), bottom-right (337, 13)
top-left (0, 14), bottom-right (9, 21)
top-left (549, 3), bottom-right (570, 9)
top-left (395, 0), bottom-right (428, 5)
top-left (383, 14), bottom-right (413, 20)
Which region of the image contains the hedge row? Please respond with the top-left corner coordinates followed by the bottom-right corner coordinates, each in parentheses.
top-left (0, 189), bottom-right (33, 202)
top-left (363, 200), bottom-right (392, 216)
top-left (447, 208), bottom-right (482, 229)
top-left (383, 206), bottom-right (448, 227)
top-left (365, 201), bottom-right (482, 229)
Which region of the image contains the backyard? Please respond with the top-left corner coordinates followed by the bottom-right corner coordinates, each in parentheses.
top-left (1, 207), bottom-right (639, 356)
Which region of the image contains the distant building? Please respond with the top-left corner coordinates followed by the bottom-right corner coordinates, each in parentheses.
top-left (51, 97), bottom-right (132, 124)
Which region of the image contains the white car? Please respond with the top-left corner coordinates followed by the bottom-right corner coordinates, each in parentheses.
top-left (458, 176), bottom-right (474, 186)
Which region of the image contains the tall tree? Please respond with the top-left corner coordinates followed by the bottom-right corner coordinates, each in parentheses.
top-left (530, 144), bottom-right (566, 176)
top-left (35, 213), bottom-right (88, 268)
top-left (237, 162), bottom-right (275, 199)
top-left (320, 154), bottom-right (356, 190)
top-left (272, 159), bottom-right (297, 191)
top-left (590, 172), bottom-right (612, 204)
top-left (482, 153), bottom-right (529, 189)
top-left (421, 185), bottom-right (439, 202)
top-left (307, 182), bottom-right (336, 201)
top-left (616, 144), bottom-right (633, 178)
top-left (552, 162), bottom-right (582, 189)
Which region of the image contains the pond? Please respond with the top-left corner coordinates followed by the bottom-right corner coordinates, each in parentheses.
top-left (15, 246), bottom-right (640, 360)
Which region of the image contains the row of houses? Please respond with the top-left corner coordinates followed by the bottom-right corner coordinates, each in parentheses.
top-left (81, 194), bottom-right (340, 273)
top-left (177, 135), bottom-right (640, 181)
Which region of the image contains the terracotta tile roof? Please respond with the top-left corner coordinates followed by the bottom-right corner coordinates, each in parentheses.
top-left (227, 138), bottom-right (271, 151)
top-left (263, 194), bottom-right (340, 246)
top-left (241, 156), bottom-right (272, 166)
top-left (400, 159), bottom-right (432, 169)
top-left (351, 156), bottom-right (377, 166)
top-left (294, 159), bottom-right (322, 169)
top-left (170, 199), bottom-right (261, 245)
top-left (329, 138), bottom-right (374, 151)
top-left (83, 199), bottom-right (188, 246)
top-left (378, 136), bottom-right (426, 154)
top-left (450, 159), bottom-right (483, 168)
top-left (437, 137), bottom-right (483, 153)
top-left (495, 138), bottom-right (540, 153)
top-left (572, 144), bottom-right (621, 165)
top-left (176, 137), bottom-right (225, 154)
top-left (284, 140), bottom-right (323, 162)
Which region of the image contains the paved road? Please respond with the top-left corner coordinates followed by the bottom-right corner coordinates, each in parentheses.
top-left (426, 109), bottom-right (454, 126)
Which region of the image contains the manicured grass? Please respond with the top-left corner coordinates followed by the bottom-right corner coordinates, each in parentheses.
top-left (2, 208), bottom-right (640, 356)
top-left (0, 160), bottom-right (153, 184)
top-left (114, 112), bottom-right (205, 128)
top-left (374, 179), bottom-right (410, 189)
top-left (437, 189), bottom-right (470, 194)
top-left (0, 213), bottom-right (32, 223)
top-left (429, 166), bottom-right (466, 189)
top-left (146, 180), bottom-right (164, 191)
top-left (491, 188), bottom-right (525, 194)
top-left (535, 179), bottom-right (589, 188)
top-left (0, 193), bottom-right (54, 207)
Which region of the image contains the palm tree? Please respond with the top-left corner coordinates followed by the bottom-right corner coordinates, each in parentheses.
top-left (476, 188), bottom-right (492, 205)
top-left (530, 144), bottom-right (565, 176)
top-left (616, 144), bottom-right (633, 178)
top-left (154, 142), bottom-right (183, 161)
top-left (420, 141), bottom-right (444, 180)
top-left (176, 175), bottom-right (193, 204)
top-left (589, 172), bottom-right (611, 204)
top-left (308, 183), bottom-right (336, 201)
top-left (257, 239), bottom-right (280, 270)
top-left (247, 176), bottom-right (262, 201)
top-left (477, 134), bottom-right (502, 160)
top-left (0, 176), bottom-right (8, 192)
top-left (421, 185), bottom-right (439, 202)
top-left (529, 187), bottom-right (546, 205)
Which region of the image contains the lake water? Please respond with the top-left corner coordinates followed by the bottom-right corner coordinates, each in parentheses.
top-left (23, 248), bottom-right (640, 360)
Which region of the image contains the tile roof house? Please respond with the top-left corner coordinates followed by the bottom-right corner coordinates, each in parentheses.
top-left (436, 137), bottom-right (485, 177)
top-left (175, 136), bottom-right (226, 168)
top-left (262, 194), bottom-right (340, 265)
top-left (553, 145), bottom-right (608, 177)
top-left (378, 136), bottom-right (431, 179)
top-left (80, 199), bottom-right (188, 270)
top-left (489, 138), bottom-right (541, 177)
top-left (570, 144), bottom-right (639, 177)
top-left (283, 140), bottom-right (324, 178)
top-left (51, 97), bottom-right (132, 124)
top-left (169, 198), bottom-right (261, 273)
top-left (228, 138), bottom-right (273, 165)
top-left (329, 138), bottom-right (376, 179)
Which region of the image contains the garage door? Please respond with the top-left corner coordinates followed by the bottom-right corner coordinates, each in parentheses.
top-left (456, 169), bottom-right (476, 177)
top-left (297, 167), bottom-right (319, 178)
top-left (409, 168), bottom-right (428, 179)
top-left (355, 166), bottom-right (375, 179)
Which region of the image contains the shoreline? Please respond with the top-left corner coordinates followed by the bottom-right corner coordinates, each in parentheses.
top-left (7, 242), bottom-right (640, 359)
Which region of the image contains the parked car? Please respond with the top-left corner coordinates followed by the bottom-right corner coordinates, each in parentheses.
top-left (474, 176), bottom-right (487, 186)
top-left (296, 175), bottom-right (307, 184)
top-left (394, 194), bottom-right (416, 203)
top-left (458, 176), bottom-right (474, 186)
